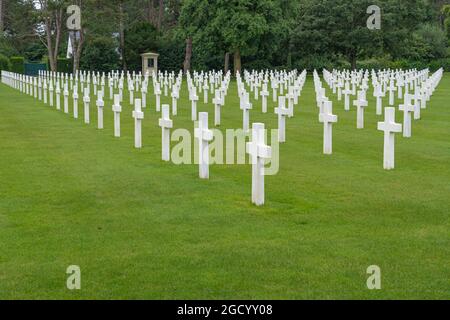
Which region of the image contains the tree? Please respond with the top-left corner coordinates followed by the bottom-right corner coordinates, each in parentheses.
top-left (183, 37), bottom-right (192, 73)
top-left (119, 0), bottom-right (126, 70)
top-left (2, 0), bottom-right (37, 54)
top-left (0, 0), bottom-right (4, 33)
top-left (70, 0), bottom-right (119, 72)
top-left (37, 0), bottom-right (67, 71)
top-left (410, 23), bottom-right (448, 60)
top-left (124, 21), bottom-right (159, 71)
top-left (442, 5), bottom-right (450, 42)
top-left (180, 0), bottom-right (286, 74)
top-left (81, 36), bottom-right (119, 71)
top-left (293, 0), bottom-right (383, 70)
top-left (68, 0), bottom-right (84, 73)
top-left (380, 0), bottom-right (432, 60)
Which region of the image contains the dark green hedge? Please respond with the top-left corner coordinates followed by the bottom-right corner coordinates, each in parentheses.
top-left (10, 56), bottom-right (25, 74)
top-left (42, 56), bottom-right (73, 73)
top-left (158, 38), bottom-right (185, 73)
top-left (0, 53), bottom-right (11, 71)
top-left (57, 58), bottom-right (73, 74)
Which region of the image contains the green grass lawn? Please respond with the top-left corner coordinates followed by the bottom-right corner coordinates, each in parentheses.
top-left (0, 73), bottom-right (449, 300)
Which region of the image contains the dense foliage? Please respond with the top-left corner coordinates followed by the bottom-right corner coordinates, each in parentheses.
top-left (0, 53), bottom-right (11, 71)
top-left (81, 37), bottom-right (120, 72)
top-left (10, 56), bottom-right (25, 74)
top-left (0, 0), bottom-right (448, 72)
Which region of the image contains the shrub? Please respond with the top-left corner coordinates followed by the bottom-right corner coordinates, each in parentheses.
top-left (0, 37), bottom-right (18, 57)
top-left (81, 37), bottom-right (120, 72)
top-left (124, 22), bottom-right (160, 71)
top-left (10, 56), bottom-right (25, 74)
top-left (42, 56), bottom-right (74, 73)
top-left (356, 58), bottom-right (391, 71)
top-left (158, 38), bottom-right (185, 72)
top-left (293, 56), bottom-right (336, 72)
top-left (0, 53), bottom-right (11, 71)
top-left (427, 58), bottom-right (450, 72)
top-left (243, 59), bottom-right (272, 71)
top-left (410, 24), bottom-right (448, 61)
top-left (57, 58), bottom-right (73, 74)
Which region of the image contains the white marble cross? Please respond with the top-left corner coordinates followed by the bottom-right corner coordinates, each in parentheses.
top-left (132, 98), bottom-right (144, 148)
top-left (33, 78), bottom-right (37, 99)
top-left (286, 88), bottom-right (295, 118)
top-left (109, 77), bottom-right (114, 100)
top-left (353, 90), bottom-right (368, 129)
top-left (399, 93), bottom-right (414, 138)
top-left (254, 82), bottom-right (259, 100)
top-left (96, 90), bottom-right (104, 129)
top-left (159, 104), bottom-right (173, 161)
top-left (194, 112), bottom-right (214, 179)
top-left (271, 80), bottom-right (278, 102)
top-left (101, 74), bottom-right (105, 95)
top-left (317, 87), bottom-right (326, 113)
top-left (213, 89), bottom-right (222, 126)
top-left (397, 76), bottom-right (404, 99)
top-left (141, 83), bottom-right (147, 109)
top-left (260, 83), bottom-right (269, 113)
top-left (374, 84), bottom-right (384, 115)
top-left (413, 88), bottom-right (421, 120)
top-left (25, 76), bottom-right (30, 95)
top-left (118, 81), bottom-right (124, 102)
top-left (274, 96), bottom-right (290, 143)
top-left (246, 123), bottom-right (272, 206)
top-left (378, 107), bottom-right (402, 170)
top-left (38, 78), bottom-right (42, 101)
top-left (63, 83), bottom-right (69, 114)
top-left (171, 87), bottom-right (179, 116)
top-left (240, 91), bottom-right (252, 132)
top-left (83, 88), bottom-right (90, 124)
top-left (93, 75), bottom-right (98, 95)
top-left (129, 80), bottom-right (135, 105)
top-left (43, 81), bottom-right (48, 104)
top-left (190, 88), bottom-right (199, 121)
top-left (203, 82), bottom-right (209, 103)
top-left (73, 85), bottom-right (79, 119)
top-left (388, 80), bottom-right (395, 106)
top-left (319, 100), bottom-right (338, 154)
top-left (49, 82), bottom-right (54, 106)
top-left (337, 80), bottom-right (343, 101)
top-left (112, 94), bottom-right (122, 137)
top-left (420, 87), bottom-right (427, 110)
top-left (155, 82), bottom-right (161, 112)
top-left (164, 78), bottom-right (169, 96)
top-left (343, 82), bottom-right (352, 111)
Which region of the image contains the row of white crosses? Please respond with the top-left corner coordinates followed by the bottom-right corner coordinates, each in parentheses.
top-left (2, 68), bottom-right (286, 206)
top-left (318, 67), bottom-right (443, 169)
top-left (314, 71), bottom-right (338, 154)
top-left (38, 69), bottom-right (154, 108)
top-left (7, 66), bottom-right (442, 204)
top-left (236, 69), bottom-right (306, 204)
top-left (191, 70), bottom-right (225, 104)
top-left (325, 68), bottom-right (437, 134)
top-left (325, 68), bottom-right (430, 115)
top-left (190, 106), bottom-right (272, 205)
top-left (242, 69), bottom-right (305, 106)
top-left (237, 70), bottom-right (307, 141)
top-left (2, 69), bottom-right (158, 150)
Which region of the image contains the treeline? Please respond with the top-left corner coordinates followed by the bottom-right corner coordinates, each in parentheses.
top-left (0, 0), bottom-right (449, 73)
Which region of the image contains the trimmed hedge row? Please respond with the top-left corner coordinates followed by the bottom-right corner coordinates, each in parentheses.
top-left (43, 56), bottom-right (73, 73)
top-left (10, 56), bottom-right (25, 74)
top-left (0, 53), bottom-right (11, 71)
